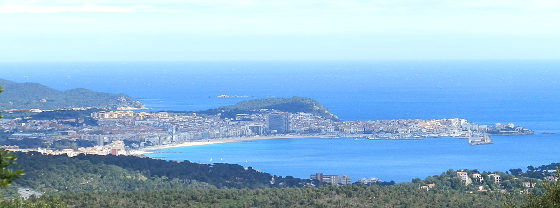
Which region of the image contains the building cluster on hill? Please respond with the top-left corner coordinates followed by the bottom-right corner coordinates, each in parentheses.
top-left (412, 167), bottom-right (560, 194)
top-left (310, 173), bottom-right (352, 185)
top-left (0, 109), bottom-right (533, 157)
top-left (356, 177), bottom-right (383, 185)
top-left (450, 170), bottom-right (544, 193)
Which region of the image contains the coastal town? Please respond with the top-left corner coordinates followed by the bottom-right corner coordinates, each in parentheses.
top-left (0, 108), bottom-right (533, 157)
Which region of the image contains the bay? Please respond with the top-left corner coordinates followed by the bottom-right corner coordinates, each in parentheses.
top-left (146, 131), bottom-right (560, 182)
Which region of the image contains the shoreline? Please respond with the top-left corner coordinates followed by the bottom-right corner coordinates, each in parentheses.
top-left (132, 135), bottom-right (322, 156)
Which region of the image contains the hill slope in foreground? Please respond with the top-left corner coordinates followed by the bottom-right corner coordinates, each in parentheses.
top-left (0, 79), bottom-right (145, 110)
top-left (2, 152), bottom-right (546, 207)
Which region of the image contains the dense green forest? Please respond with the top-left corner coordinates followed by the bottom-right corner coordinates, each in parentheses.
top-left (193, 96), bottom-right (340, 121)
top-left (0, 79), bottom-right (144, 110)
top-left (2, 152), bottom-right (309, 197)
top-left (1, 153), bottom-right (213, 199)
top-left (17, 185), bottom-right (525, 208)
top-left (1, 152), bottom-right (560, 207)
top-left (71, 154), bottom-right (310, 188)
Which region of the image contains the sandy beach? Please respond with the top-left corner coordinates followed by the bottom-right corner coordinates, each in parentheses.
top-left (131, 135), bottom-right (323, 156)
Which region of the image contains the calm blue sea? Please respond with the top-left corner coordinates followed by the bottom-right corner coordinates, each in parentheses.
top-left (2, 61), bottom-right (560, 182)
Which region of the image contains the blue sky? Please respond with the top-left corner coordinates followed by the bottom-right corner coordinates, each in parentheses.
top-left (0, 0), bottom-right (559, 62)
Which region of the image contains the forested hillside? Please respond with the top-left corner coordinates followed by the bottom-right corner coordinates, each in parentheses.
top-left (12, 185), bottom-right (525, 208)
top-left (196, 96), bottom-right (340, 121)
top-left (0, 79), bottom-right (144, 110)
top-left (3, 152), bottom-right (309, 197)
top-left (2, 152), bottom-right (560, 207)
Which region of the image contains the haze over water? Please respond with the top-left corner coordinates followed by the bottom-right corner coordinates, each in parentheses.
top-left (2, 61), bottom-right (560, 181)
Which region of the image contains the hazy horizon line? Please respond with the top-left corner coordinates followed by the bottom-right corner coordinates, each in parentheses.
top-left (1, 59), bottom-right (559, 64)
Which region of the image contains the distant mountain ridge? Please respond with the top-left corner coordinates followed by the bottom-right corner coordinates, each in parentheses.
top-left (0, 79), bottom-right (145, 110)
top-left (198, 96), bottom-right (340, 121)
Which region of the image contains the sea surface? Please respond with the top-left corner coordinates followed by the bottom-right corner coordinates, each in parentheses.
top-left (2, 60), bottom-right (560, 182)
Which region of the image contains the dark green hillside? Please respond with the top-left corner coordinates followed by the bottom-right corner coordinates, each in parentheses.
top-left (2, 153), bottom-right (213, 197)
top-left (198, 96), bottom-right (339, 121)
top-left (0, 79), bottom-right (144, 110)
top-left (19, 185), bottom-right (524, 208)
top-left (72, 154), bottom-right (309, 188)
top-left (7, 152), bottom-right (560, 207)
top-left (4, 152), bottom-right (309, 196)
